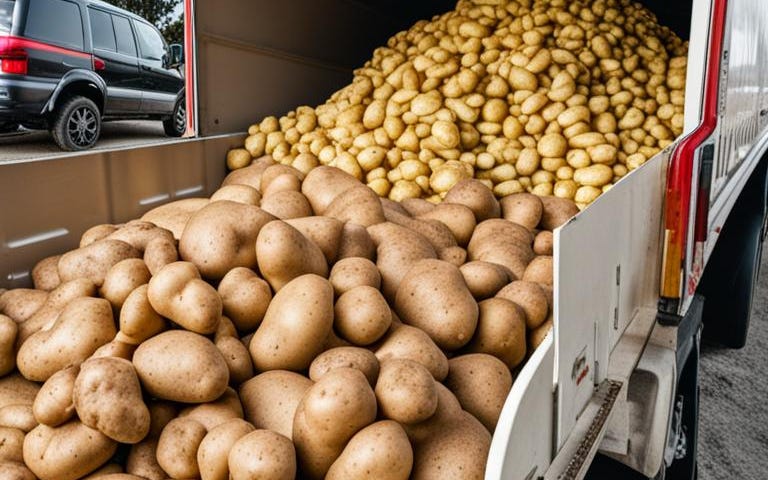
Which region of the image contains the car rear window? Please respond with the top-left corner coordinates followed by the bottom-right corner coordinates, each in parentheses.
top-left (0, 0), bottom-right (14, 34)
top-left (24, 0), bottom-right (84, 50)
top-left (89, 8), bottom-right (116, 51)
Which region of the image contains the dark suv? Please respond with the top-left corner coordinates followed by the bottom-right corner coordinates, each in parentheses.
top-left (0, 0), bottom-right (185, 150)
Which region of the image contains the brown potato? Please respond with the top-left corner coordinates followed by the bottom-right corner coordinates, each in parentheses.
top-left (179, 200), bottom-right (275, 279)
top-left (460, 261), bottom-right (513, 299)
top-left (249, 274), bottom-right (333, 371)
top-left (17, 297), bottom-right (115, 382)
top-left (33, 367), bottom-right (78, 427)
top-left (156, 417), bottom-right (207, 479)
top-left (374, 323), bottom-right (449, 381)
top-left (533, 231), bottom-right (554, 255)
top-left (368, 222), bottom-right (437, 300)
top-left (198, 419), bottom-right (255, 480)
top-left (334, 286), bottom-right (391, 345)
top-left (467, 298), bottom-right (527, 369)
top-left (326, 420), bottom-right (413, 480)
top-left (240, 371), bottom-right (313, 440)
top-left (395, 259), bottom-right (478, 350)
top-left (0, 375), bottom-right (39, 409)
top-left (31, 255), bottom-right (62, 291)
top-left (417, 202), bottom-right (477, 246)
top-left (0, 426), bottom-right (25, 462)
top-left (285, 216), bottom-right (345, 264)
top-left (523, 256), bottom-right (554, 285)
top-left (133, 330), bottom-right (229, 403)
top-left (0, 404), bottom-right (36, 432)
top-left (118, 284), bottom-right (166, 345)
top-left (0, 288), bottom-right (47, 323)
top-left (221, 156), bottom-right (276, 190)
top-left (218, 267), bottom-right (272, 333)
top-left (215, 335), bottom-right (255, 385)
top-left (500, 193), bottom-right (544, 230)
top-left (58, 239), bottom-right (141, 286)
top-left (375, 359), bottom-right (437, 424)
top-left (443, 179), bottom-right (501, 221)
top-left (179, 387), bottom-right (244, 431)
top-left (99, 258), bottom-right (151, 309)
top-left (210, 184), bottom-right (262, 205)
top-left (329, 257), bottom-right (381, 297)
top-left (260, 190), bottom-right (314, 219)
top-left (337, 222), bottom-right (376, 260)
top-left (293, 368), bottom-right (377, 479)
top-left (496, 281), bottom-right (549, 330)
top-left (256, 220), bottom-right (329, 292)
top-left (229, 430), bottom-right (297, 480)
top-left (325, 184), bottom-right (386, 227)
top-left (301, 166), bottom-right (362, 214)
top-left (23, 421), bottom-right (117, 480)
top-left (147, 261), bottom-right (222, 334)
top-left (0, 462), bottom-right (36, 480)
top-left (309, 347), bottom-right (380, 386)
top-left (140, 197), bottom-right (210, 240)
top-left (126, 439), bottom-right (165, 480)
top-left (0, 314), bottom-right (17, 376)
top-left (539, 196), bottom-right (579, 230)
top-left (16, 278), bottom-right (96, 343)
top-left (445, 354), bottom-right (513, 432)
top-left (530, 317), bottom-right (553, 350)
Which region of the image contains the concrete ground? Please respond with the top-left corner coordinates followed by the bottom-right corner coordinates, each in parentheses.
top-left (0, 120), bottom-right (168, 162)
top-left (698, 254), bottom-right (768, 479)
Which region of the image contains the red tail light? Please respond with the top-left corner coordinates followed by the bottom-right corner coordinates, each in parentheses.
top-left (93, 57), bottom-right (105, 71)
top-left (0, 37), bottom-right (28, 75)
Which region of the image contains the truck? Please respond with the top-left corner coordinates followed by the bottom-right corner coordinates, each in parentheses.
top-left (1, 0), bottom-right (767, 478)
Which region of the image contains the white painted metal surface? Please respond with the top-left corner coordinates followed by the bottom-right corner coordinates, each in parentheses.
top-left (486, 332), bottom-right (554, 480)
top-left (554, 150), bottom-right (669, 449)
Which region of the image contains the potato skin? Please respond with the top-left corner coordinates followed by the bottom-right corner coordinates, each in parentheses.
top-left (217, 267), bottom-right (272, 333)
top-left (459, 261), bottom-right (512, 299)
top-left (395, 259), bottom-right (478, 350)
top-left (0, 426), bottom-right (25, 462)
top-left (445, 354), bottom-right (513, 433)
top-left (17, 297), bottom-right (115, 382)
top-left (58, 239), bottom-right (141, 286)
top-left (500, 193), bottom-right (544, 230)
top-left (33, 366), bottom-right (78, 427)
top-left (417, 203), bottom-right (476, 247)
top-left (0, 462), bottom-right (36, 480)
top-left (533, 231), bottom-right (554, 255)
top-left (126, 439), bottom-right (165, 480)
top-left (256, 221), bottom-right (329, 292)
top-left (198, 418), bottom-right (255, 480)
top-left (99, 258), bottom-right (151, 309)
top-left (156, 417), bottom-right (207, 479)
top-left (226, 430), bottom-right (295, 480)
top-left (467, 298), bottom-right (527, 370)
top-left (375, 359), bottom-right (437, 424)
top-left (334, 286), bottom-right (391, 346)
top-left (133, 330), bottom-right (229, 403)
top-left (375, 323), bottom-right (449, 381)
top-left (73, 357), bottom-right (150, 444)
top-left (443, 179), bottom-right (501, 221)
top-left (23, 421), bottom-right (117, 480)
top-left (328, 257), bottom-right (381, 297)
top-left (326, 420), bottom-right (413, 480)
top-left (309, 347), bottom-right (380, 386)
top-left (32, 255), bottom-right (62, 291)
top-left (249, 274), bottom-right (333, 372)
top-left (523, 256), bottom-right (554, 285)
top-left (539, 196), bottom-right (579, 230)
top-left (293, 368), bottom-right (377, 479)
top-left (496, 280), bottom-right (549, 330)
top-left (240, 371), bottom-right (312, 440)
top-left (0, 314), bottom-right (17, 376)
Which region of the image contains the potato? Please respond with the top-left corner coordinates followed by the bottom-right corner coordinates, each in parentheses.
top-left (179, 387), bottom-right (244, 431)
top-left (222, 156), bottom-right (275, 189)
top-left (179, 200), bottom-right (275, 279)
top-left (530, 317), bottom-right (553, 350)
top-left (117, 285), bottom-right (165, 345)
top-left (0, 427), bottom-right (25, 462)
top-left (210, 184), bottom-right (262, 205)
top-left (443, 179), bottom-right (500, 221)
top-left (325, 184), bottom-right (386, 227)
top-left (0, 462), bottom-right (36, 480)
top-left (17, 297), bottom-right (115, 382)
top-left (261, 165), bottom-right (303, 195)
top-left (329, 257), bottom-right (381, 297)
top-left (301, 166), bottom-right (360, 214)
top-left (375, 359), bottom-right (437, 424)
top-left (496, 280), bottom-right (549, 330)
top-left (147, 261), bottom-right (221, 334)
top-left (539, 196), bottom-right (580, 230)
top-left (229, 430), bottom-right (296, 480)
top-left (334, 286), bottom-right (391, 345)
top-left (0, 315), bottom-right (16, 376)
top-left (293, 368), bottom-right (377, 479)
top-left (57, 239), bottom-right (141, 287)
top-left (156, 417), bottom-right (207, 479)
top-left (218, 267), bottom-right (272, 333)
top-left (459, 261), bottom-right (513, 299)
top-left (310, 347), bottom-right (380, 386)
top-left (523, 256), bottom-right (554, 285)
top-left (367, 222), bottom-right (437, 300)
top-left (215, 334), bottom-right (255, 385)
top-left (337, 222), bottom-right (376, 260)
top-left (240, 371), bottom-right (312, 440)
top-left (467, 298), bottom-right (527, 370)
top-left (133, 330), bottom-right (229, 403)
top-left (141, 197), bottom-right (209, 240)
top-left (91, 338), bottom-right (136, 361)
top-left (31, 255), bottom-right (62, 291)
top-left (533, 231), bottom-right (554, 255)
top-left (0, 404), bottom-right (35, 432)
top-left (73, 357), bottom-right (149, 444)
top-left (500, 193), bottom-right (543, 230)
top-left (16, 278), bottom-right (96, 343)
top-left (326, 420), bottom-right (413, 480)
top-left (0, 288), bottom-right (47, 323)
top-left (226, 148), bottom-right (251, 170)
top-left (23, 421), bottom-right (117, 480)
top-left (383, 207), bottom-right (459, 258)
top-left (260, 190), bottom-right (314, 220)
top-left (285, 216), bottom-right (345, 264)
top-left (126, 439), bottom-right (165, 480)
top-left (249, 274), bottom-right (333, 371)
top-left (417, 202), bottom-right (476, 246)
top-left (467, 220), bottom-right (534, 279)
top-left (99, 258), bottom-right (151, 309)
top-left (375, 323), bottom-right (449, 381)
top-left (256, 220), bottom-right (329, 292)
top-left (445, 354), bottom-right (513, 433)
top-left (0, 375), bottom-right (39, 412)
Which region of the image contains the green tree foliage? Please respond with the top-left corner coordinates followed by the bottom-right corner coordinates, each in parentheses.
top-left (110, 0), bottom-right (184, 44)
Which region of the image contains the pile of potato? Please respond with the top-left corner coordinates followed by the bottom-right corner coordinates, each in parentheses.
top-left (0, 157), bottom-right (575, 480)
top-left (227, 0), bottom-right (687, 209)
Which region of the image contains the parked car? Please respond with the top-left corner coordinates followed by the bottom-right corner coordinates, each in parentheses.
top-left (0, 0), bottom-right (185, 150)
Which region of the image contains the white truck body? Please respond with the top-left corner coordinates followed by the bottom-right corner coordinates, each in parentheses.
top-left (2, 0), bottom-right (768, 478)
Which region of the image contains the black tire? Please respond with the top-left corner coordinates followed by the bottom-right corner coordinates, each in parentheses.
top-left (163, 97), bottom-right (186, 137)
top-left (51, 96), bottom-right (101, 151)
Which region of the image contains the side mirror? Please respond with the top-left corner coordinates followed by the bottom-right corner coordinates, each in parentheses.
top-left (169, 44), bottom-right (184, 66)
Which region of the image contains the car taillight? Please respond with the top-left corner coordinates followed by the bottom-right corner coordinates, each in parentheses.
top-left (0, 37), bottom-right (27, 75)
top-left (658, 0), bottom-right (727, 318)
top-left (93, 56), bottom-right (105, 71)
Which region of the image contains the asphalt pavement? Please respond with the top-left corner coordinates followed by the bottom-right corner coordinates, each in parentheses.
top-left (0, 120), bottom-right (168, 163)
top-left (698, 253), bottom-right (768, 479)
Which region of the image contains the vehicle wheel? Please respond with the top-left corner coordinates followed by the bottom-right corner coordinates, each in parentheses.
top-left (0, 122), bottom-right (19, 133)
top-left (163, 97), bottom-right (186, 137)
top-left (51, 96), bottom-right (101, 151)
